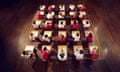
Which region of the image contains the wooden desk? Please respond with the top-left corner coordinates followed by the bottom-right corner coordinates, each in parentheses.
top-left (58, 31), bottom-right (66, 37)
top-left (58, 45), bottom-right (67, 53)
top-left (69, 11), bottom-right (75, 16)
top-left (73, 45), bottom-right (83, 54)
top-left (43, 31), bottom-right (52, 37)
top-left (69, 4), bottom-right (75, 10)
top-left (59, 11), bottom-right (65, 16)
top-left (42, 45), bottom-right (52, 51)
top-left (59, 5), bottom-right (65, 11)
top-left (39, 5), bottom-right (46, 10)
top-left (30, 30), bottom-right (39, 38)
top-left (72, 31), bottom-right (80, 37)
top-left (35, 20), bottom-right (42, 25)
top-left (24, 45), bottom-right (35, 55)
top-left (79, 11), bottom-right (87, 18)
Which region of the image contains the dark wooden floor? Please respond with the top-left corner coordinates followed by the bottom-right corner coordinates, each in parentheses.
top-left (0, 0), bottom-right (120, 72)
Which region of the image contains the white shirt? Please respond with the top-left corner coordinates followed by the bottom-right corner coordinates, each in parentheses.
top-left (42, 36), bottom-right (50, 42)
top-left (74, 50), bottom-right (84, 60)
top-left (58, 23), bottom-right (64, 28)
top-left (73, 35), bottom-right (80, 41)
top-left (57, 50), bottom-right (67, 61)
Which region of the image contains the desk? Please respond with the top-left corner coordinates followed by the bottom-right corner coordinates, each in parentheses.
top-left (58, 31), bottom-right (66, 37)
top-left (24, 45), bottom-right (35, 55)
top-left (79, 11), bottom-right (87, 18)
top-left (43, 31), bottom-right (52, 37)
top-left (73, 45), bottom-right (83, 54)
top-left (39, 5), bottom-right (46, 10)
top-left (59, 5), bottom-right (65, 11)
top-left (69, 11), bottom-right (75, 16)
top-left (30, 30), bottom-right (39, 38)
top-left (58, 45), bottom-right (67, 52)
top-left (69, 4), bottom-right (75, 10)
top-left (42, 45), bottom-right (52, 51)
top-left (72, 31), bottom-right (80, 37)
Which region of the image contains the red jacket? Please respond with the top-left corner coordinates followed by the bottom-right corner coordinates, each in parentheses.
top-left (41, 50), bottom-right (50, 61)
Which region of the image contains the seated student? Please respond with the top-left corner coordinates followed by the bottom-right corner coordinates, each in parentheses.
top-left (41, 47), bottom-right (50, 61)
top-left (48, 6), bottom-right (53, 12)
top-left (57, 48), bottom-right (67, 61)
top-left (75, 49), bottom-right (84, 60)
top-left (87, 32), bottom-right (93, 42)
top-left (37, 13), bottom-right (42, 19)
top-left (71, 20), bottom-right (79, 29)
top-left (45, 22), bottom-right (52, 29)
top-left (58, 13), bottom-right (64, 18)
top-left (29, 33), bottom-right (35, 41)
top-left (32, 21), bottom-right (40, 30)
top-left (42, 34), bottom-right (51, 42)
top-left (73, 33), bottom-right (80, 42)
top-left (91, 48), bottom-right (98, 59)
top-left (58, 22), bottom-right (65, 29)
top-left (58, 34), bottom-right (66, 43)
top-left (46, 13), bottom-right (53, 19)
top-left (84, 21), bottom-right (90, 28)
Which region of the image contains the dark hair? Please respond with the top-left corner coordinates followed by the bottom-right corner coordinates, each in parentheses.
top-left (88, 33), bottom-right (92, 37)
top-left (61, 22), bottom-right (63, 24)
top-left (33, 21), bottom-right (36, 24)
top-left (86, 21), bottom-right (89, 24)
top-left (43, 47), bottom-right (47, 51)
top-left (45, 34), bottom-right (48, 38)
top-left (79, 50), bottom-right (84, 54)
top-left (76, 33), bottom-right (79, 36)
top-left (30, 33), bottom-right (33, 36)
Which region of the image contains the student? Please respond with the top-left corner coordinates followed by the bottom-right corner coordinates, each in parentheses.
top-left (71, 20), bottom-right (78, 29)
top-left (45, 22), bottom-right (52, 29)
top-left (58, 34), bottom-right (66, 43)
top-left (58, 48), bottom-right (67, 61)
top-left (42, 34), bottom-right (51, 42)
top-left (29, 33), bottom-right (35, 41)
top-left (73, 33), bottom-right (80, 42)
top-left (58, 22), bottom-right (64, 29)
top-left (91, 48), bottom-right (98, 59)
top-left (87, 32), bottom-right (93, 42)
top-left (75, 49), bottom-right (84, 60)
top-left (32, 21), bottom-right (39, 30)
top-left (41, 47), bottom-right (50, 61)
top-left (84, 21), bottom-right (90, 28)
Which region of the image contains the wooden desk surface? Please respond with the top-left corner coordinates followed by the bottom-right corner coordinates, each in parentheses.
top-left (58, 45), bottom-right (67, 52)
top-left (73, 45), bottom-right (83, 53)
top-left (24, 45), bottom-right (35, 52)
top-left (39, 5), bottom-right (46, 10)
top-left (43, 31), bottom-right (52, 37)
top-left (35, 20), bottom-right (42, 25)
top-left (72, 31), bottom-right (80, 37)
top-left (79, 11), bottom-right (87, 16)
top-left (42, 45), bottom-right (52, 51)
top-left (69, 11), bottom-right (75, 16)
top-left (58, 31), bottom-right (66, 37)
top-left (59, 11), bottom-right (65, 16)
top-left (31, 30), bottom-right (39, 37)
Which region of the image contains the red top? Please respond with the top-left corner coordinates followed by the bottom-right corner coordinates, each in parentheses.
top-left (58, 35), bottom-right (66, 43)
top-left (41, 50), bottom-right (50, 61)
top-left (79, 7), bottom-right (86, 11)
top-left (37, 13), bottom-right (42, 19)
top-left (46, 24), bottom-right (52, 29)
top-left (72, 23), bottom-right (78, 29)
top-left (48, 7), bottom-right (53, 11)
top-left (87, 37), bottom-right (93, 42)
top-left (91, 49), bottom-right (98, 59)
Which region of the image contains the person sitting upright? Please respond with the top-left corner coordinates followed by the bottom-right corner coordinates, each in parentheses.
top-left (45, 22), bottom-right (52, 29)
top-left (58, 22), bottom-right (65, 29)
top-left (32, 21), bottom-right (40, 30)
top-left (73, 33), bottom-right (80, 42)
top-left (42, 34), bottom-right (51, 42)
top-left (87, 32), bottom-right (93, 42)
top-left (41, 47), bottom-right (50, 61)
top-left (58, 34), bottom-right (66, 43)
top-left (57, 48), bottom-right (67, 61)
top-left (71, 20), bottom-right (79, 29)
